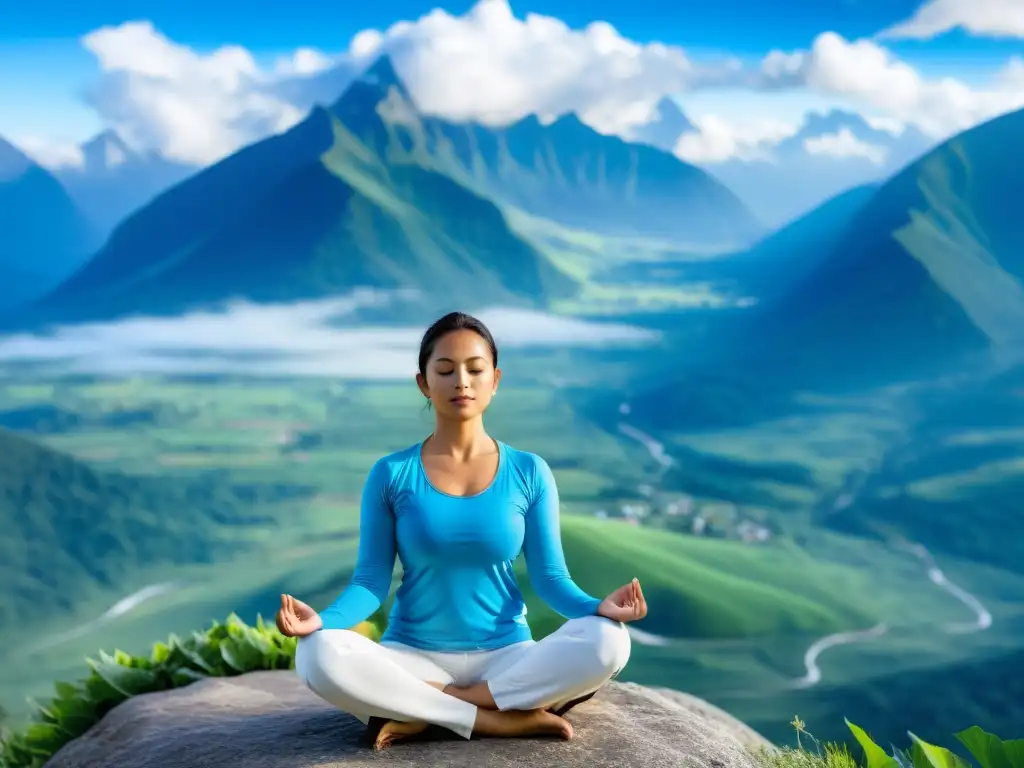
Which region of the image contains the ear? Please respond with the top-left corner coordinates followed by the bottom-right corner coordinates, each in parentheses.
top-left (492, 367), bottom-right (502, 394)
top-left (415, 371), bottom-right (429, 399)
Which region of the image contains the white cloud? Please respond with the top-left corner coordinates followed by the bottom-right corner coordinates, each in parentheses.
top-left (49, 0), bottom-right (1024, 168)
top-left (803, 127), bottom-right (888, 164)
top-left (880, 0), bottom-right (1024, 40)
top-left (0, 292), bottom-right (658, 378)
top-left (81, 21), bottom-right (309, 165)
top-left (863, 115), bottom-right (909, 135)
top-left (72, 0), bottom-right (726, 165)
top-left (378, 0), bottom-right (701, 135)
top-left (15, 136), bottom-right (85, 170)
top-left (673, 114), bottom-right (797, 163)
top-left (761, 32), bottom-right (1024, 139)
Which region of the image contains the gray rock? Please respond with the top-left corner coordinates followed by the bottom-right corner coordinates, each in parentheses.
top-left (45, 671), bottom-right (775, 768)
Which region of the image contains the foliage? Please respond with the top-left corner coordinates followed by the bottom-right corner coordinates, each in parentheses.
top-left (0, 614), bottom-right (379, 768)
top-left (752, 715), bottom-right (1024, 768)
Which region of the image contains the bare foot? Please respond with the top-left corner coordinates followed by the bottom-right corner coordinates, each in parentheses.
top-left (474, 708), bottom-right (574, 740)
top-left (373, 720), bottom-right (430, 750)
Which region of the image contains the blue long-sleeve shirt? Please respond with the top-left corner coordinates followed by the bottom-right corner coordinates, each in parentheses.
top-left (318, 440), bottom-right (601, 650)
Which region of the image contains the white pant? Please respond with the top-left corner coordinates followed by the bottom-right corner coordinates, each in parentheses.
top-left (295, 615), bottom-right (632, 740)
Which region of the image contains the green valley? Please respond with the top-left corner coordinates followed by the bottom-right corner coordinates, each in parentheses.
top-left (3, 367), bottom-right (1023, 757)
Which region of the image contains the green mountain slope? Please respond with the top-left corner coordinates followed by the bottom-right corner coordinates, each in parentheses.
top-left (335, 57), bottom-right (762, 248)
top-left (749, 105), bottom-right (1024, 384)
top-left (627, 106), bottom-right (1024, 432)
top-left (18, 106), bottom-right (576, 325)
top-left (0, 139), bottom-right (97, 305)
top-left (0, 427), bottom-right (258, 633)
top-left (820, 362), bottom-right (1024, 574)
top-left (726, 182), bottom-right (877, 301)
top-left (517, 515), bottom-right (905, 641)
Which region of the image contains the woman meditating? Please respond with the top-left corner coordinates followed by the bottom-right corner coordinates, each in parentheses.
top-left (276, 311), bottom-right (648, 749)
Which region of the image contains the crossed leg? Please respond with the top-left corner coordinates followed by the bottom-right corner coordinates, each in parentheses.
top-left (295, 629), bottom-right (580, 748)
top-left (444, 615), bottom-right (632, 714)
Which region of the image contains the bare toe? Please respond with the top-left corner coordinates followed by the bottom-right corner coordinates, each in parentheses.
top-left (372, 720), bottom-right (429, 750)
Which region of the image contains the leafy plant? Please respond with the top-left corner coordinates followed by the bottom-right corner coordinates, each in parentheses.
top-left (955, 726), bottom-right (1024, 768)
top-left (0, 614), bottom-right (380, 768)
top-left (753, 717), bottom-right (1022, 768)
top-left (843, 719), bottom-right (1023, 768)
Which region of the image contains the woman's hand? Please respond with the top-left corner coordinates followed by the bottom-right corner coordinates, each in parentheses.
top-left (275, 594), bottom-right (323, 638)
top-left (596, 578), bottom-right (648, 623)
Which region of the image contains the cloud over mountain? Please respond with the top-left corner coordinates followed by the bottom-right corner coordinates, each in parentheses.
top-left (64, 0), bottom-right (1024, 168)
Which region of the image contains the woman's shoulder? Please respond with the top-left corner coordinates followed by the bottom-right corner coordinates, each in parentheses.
top-left (366, 442), bottom-right (421, 483)
top-left (501, 442), bottom-right (554, 484)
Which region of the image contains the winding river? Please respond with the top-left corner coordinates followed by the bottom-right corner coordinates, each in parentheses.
top-left (42, 418), bottom-right (994, 693)
top-left (614, 415), bottom-right (994, 687)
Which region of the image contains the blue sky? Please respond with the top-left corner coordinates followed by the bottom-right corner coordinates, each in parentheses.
top-left (2, 0), bottom-right (1022, 165)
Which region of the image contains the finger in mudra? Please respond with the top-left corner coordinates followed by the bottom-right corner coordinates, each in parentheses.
top-left (596, 578), bottom-right (648, 623)
top-left (276, 593), bottom-right (322, 638)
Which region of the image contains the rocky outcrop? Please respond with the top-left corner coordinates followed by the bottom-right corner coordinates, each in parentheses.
top-left (44, 671), bottom-right (774, 768)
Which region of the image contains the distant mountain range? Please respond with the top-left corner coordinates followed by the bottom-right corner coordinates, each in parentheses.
top-left (329, 58), bottom-right (760, 247)
top-left (625, 104), bottom-right (1024, 430)
top-left (8, 56), bottom-right (761, 328)
top-left (55, 130), bottom-right (196, 241)
top-left (708, 109), bottom-right (934, 227)
top-left (0, 139), bottom-right (98, 311)
top-left (628, 97), bottom-right (696, 153)
top-left (630, 104), bottom-right (934, 228)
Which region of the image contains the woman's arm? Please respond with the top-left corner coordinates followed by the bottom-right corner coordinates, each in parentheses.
top-left (522, 455), bottom-right (602, 619)
top-left (318, 459), bottom-right (397, 631)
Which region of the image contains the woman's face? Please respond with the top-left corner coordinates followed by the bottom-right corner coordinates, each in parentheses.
top-left (417, 329), bottom-right (501, 421)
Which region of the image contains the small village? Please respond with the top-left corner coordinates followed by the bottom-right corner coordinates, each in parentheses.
top-left (592, 485), bottom-right (775, 544)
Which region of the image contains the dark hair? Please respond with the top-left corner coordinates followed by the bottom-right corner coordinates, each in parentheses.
top-left (418, 311), bottom-right (499, 378)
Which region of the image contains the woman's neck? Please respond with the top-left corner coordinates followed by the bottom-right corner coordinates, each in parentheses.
top-left (427, 417), bottom-right (493, 460)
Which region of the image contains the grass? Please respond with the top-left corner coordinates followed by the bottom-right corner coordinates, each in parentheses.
top-left (519, 516), bottom-right (973, 642)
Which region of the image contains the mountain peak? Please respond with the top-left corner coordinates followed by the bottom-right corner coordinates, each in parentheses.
top-left (629, 97), bottom-right (695, 152)
top-left (0, 136), bottom-right (33, 182)
top-left (359, 55), bottom-right (406, 91)
top-left (653, 97), bottom-right (695, 133)
top-left (81, 130), bottom-right (138, 173)
top-left (330, 54), bottom-right (416, 123)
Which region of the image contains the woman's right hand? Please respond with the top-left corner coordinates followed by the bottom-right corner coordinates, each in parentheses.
top-left (275, 593), bottom-right (323, 638)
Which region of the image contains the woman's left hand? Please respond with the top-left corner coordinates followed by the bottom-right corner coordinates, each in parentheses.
top-left (597, 578), bottom-right (648, 623)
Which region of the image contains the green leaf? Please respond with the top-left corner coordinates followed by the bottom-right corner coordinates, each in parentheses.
top-left (21, 723), bottom-right (67, 756)
top-left (150, 641), bottom-right (172, 665)
top-left (1000, 741), bottom-right (1024, 768)
top-left (909, 732), bottom-right (970, 768)
top-left (847, 720), bottom-right (901, 768)
top-left (169, 637), bottom-right (215, 674)
top-left (220, 637), bottom-right (264, 673)
top-left (83, 668), bottom-right (128, 706)
top-left (955, 727), bottom-right (1013, 768)
top-left (47, 697), bottom-right (99, 738)
top-left (88, 657), bottom-right (159, 698)
top-left (52, 682), bottom-right (79, 701)
top-left (191, 631), bottom-right (229, 673)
